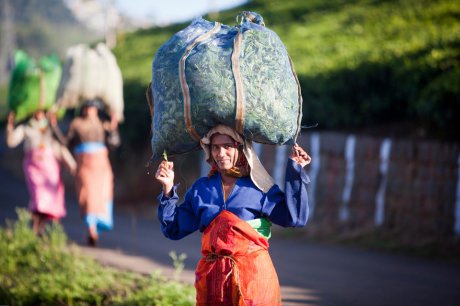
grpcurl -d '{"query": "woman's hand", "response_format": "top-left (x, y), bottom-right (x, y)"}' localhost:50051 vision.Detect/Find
top-left (155, 160), bottom-right (174, 196)
top-left (290, 143), bottom-right (312, 167)
top-left (47, 111), bottom-right (57, 127)
top-left (7, 112), bottom-right (15, 129)
top-left (110, 112), bottom-right (118, 130)
top-left (69, 166), bottom-right (77, 177)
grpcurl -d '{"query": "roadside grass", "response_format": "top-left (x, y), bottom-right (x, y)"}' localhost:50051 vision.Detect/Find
top-left (0, 209), bottom-right (195, 306)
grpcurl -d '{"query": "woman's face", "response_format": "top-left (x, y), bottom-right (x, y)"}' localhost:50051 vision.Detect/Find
top-left (84, 106), bottom-right (98, 117)
top-left (211, 134), bottom-right (239, 171)
top-left (33, 110), bottom-right (45, 120)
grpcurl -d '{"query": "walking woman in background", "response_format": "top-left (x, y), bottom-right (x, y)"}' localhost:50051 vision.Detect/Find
top-left (65, 99), bottom-right (120, 247)
top-left (155, 124), bottom-right (311, 305)
top-left (6, 109), bottom-right (76, 235)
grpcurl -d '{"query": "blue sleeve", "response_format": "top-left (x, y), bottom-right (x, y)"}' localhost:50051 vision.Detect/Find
top-left (157, 184), bottom-right (200, 240)
top-left (262, 159), bottom-right (310, 227)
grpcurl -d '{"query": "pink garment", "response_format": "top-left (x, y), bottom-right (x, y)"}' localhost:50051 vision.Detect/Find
top-left (23, 147), bottom-right (66, 219)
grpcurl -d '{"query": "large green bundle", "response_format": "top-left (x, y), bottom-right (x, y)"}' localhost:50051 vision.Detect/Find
top-left (150, 12), bottom-right (302, 160)
top-left (56, 43), bottom-right (124, 121)
top-left (8, 51), bottom-right (62, 121)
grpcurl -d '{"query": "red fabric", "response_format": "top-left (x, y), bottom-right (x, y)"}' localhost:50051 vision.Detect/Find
top-left (195, 210), bottom-right (281, 305)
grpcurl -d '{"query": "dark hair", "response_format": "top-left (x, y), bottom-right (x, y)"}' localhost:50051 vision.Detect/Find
top-left (82, 99), bottom-right (104, 110)
top-left (80, 99), bottom-right (109, 119)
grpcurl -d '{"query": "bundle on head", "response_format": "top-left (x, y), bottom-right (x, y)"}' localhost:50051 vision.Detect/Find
top-left (150, 11), bottom-right (303, 160)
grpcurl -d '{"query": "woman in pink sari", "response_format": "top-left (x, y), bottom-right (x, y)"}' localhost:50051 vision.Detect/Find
top-left (6, 110), bottom-right (76, 235)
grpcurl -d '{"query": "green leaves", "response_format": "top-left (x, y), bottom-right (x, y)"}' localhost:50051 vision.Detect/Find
top-left (150, 16), bottom-right (301, 159)
top-left (0, 209), bottom-right (194, 305)
top-left (115, 0), bottom-right (460, 142)
top-left (8, 50), bottom-right (62, 121)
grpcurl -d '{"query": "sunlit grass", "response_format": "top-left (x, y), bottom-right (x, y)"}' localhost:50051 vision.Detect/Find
top-left (0, 209), bottom-right (195, 305)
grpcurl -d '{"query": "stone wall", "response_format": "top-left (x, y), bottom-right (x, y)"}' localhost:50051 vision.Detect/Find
top-left (226, 132), bottom-right (460, 240)
top-left (2, 127), bottom-right (459, 241)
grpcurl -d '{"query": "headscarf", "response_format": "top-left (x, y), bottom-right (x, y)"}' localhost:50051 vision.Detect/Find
top-left (200, 125), bottom-right (275, 193)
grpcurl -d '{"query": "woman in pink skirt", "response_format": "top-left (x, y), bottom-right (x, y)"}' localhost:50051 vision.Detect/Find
top-left (6, 110), bottom-right (76, 235)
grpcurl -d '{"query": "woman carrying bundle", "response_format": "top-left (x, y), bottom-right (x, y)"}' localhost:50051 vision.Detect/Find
top-left (65, 99), bottom-right (120, 246)
top-left (6, 109), bottom-right (76, 235)
top-left (155, 124), bottom-right (311, 305)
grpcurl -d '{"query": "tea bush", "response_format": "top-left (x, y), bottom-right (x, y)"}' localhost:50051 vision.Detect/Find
top-left (114, 0), bottom-right (460, 143)
top-left (0, 209), bottom-right (194, 305)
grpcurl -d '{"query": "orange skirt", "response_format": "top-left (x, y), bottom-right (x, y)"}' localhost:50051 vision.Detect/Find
top-left (195, 210), bottom-right (281, 305)
top-left (75, 148), bottom-right (113, 215)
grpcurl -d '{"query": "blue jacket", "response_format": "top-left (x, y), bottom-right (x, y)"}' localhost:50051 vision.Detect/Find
top-left (158, 159), bottom-right (310, 240)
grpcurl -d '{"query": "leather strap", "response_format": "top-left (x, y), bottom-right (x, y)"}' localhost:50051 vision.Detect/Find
top-left (180, 22), bottom-right (222, 141)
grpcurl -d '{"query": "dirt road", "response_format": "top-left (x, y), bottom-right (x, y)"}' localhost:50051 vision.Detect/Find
top-left (1, 166), bottom-right (459, 306)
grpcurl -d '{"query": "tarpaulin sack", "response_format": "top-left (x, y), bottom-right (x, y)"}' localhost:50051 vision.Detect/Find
top-left (150, 11), bottom-right (302, 160)
top-left (8, 50), bottom-right (62, 122)
top-left (56, 43), bottom-right (124, 121)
